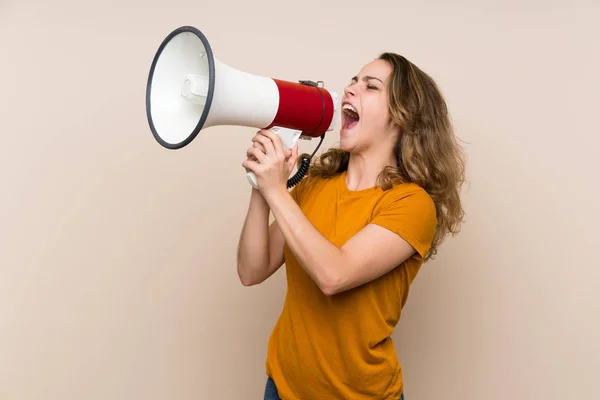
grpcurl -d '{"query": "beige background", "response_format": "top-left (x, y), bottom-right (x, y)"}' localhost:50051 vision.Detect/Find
top-left (1, 1), bottom-right (599, 399)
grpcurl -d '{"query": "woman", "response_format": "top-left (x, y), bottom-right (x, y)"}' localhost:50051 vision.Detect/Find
top-left (237, 52), bottom-right (466, 400)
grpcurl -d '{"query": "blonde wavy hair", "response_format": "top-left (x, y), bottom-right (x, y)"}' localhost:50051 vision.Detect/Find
top-left (300, 52), bottom-right (466, 260)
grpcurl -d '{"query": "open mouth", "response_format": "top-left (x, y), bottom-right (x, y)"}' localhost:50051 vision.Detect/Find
top-left (342, 103), bottom-right (359, 130)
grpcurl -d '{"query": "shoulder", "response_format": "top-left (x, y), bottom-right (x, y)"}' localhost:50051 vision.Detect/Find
top-left (370, 183), bottom-right (438, 260)
top-left (373, 183), bottom-right (436, 216)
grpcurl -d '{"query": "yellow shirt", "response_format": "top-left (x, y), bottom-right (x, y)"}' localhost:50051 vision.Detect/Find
top-left (266, 170), bottom-right (438, 399)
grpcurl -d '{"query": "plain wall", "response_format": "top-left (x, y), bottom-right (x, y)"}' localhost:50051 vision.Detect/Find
top-left (1, 1), bottom-right (599, 399)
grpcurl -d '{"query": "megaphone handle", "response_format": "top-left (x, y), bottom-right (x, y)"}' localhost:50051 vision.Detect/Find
top-left (246, 126), bottom-right (303, 189)
top-left (247, 171), bottom-right (260, 189)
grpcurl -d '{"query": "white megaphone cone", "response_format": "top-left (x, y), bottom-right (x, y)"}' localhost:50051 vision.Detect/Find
top-left (145, 26), bottom-right (340, 189)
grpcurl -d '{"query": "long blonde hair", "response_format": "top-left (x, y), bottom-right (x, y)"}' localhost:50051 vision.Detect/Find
top-left (301, 52), bottom-right (466, 260)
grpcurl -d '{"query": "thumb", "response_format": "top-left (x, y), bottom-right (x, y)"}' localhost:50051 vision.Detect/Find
top-left (287, 145), bottom-right (299, 169)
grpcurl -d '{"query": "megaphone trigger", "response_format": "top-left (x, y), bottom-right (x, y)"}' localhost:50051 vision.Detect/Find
top-left (269, 126), bottom-right (303, 149)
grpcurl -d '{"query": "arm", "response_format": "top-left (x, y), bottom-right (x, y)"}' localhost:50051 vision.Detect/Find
top-left (263, 187), bottom-right (417, 296)
top-left (236, 189), bottom-right (286, 286)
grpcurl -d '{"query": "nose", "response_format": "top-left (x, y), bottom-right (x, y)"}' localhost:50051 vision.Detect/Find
top-left (343, 83), bottom-right (356, 97)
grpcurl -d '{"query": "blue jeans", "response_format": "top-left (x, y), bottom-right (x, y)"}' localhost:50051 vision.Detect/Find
top-left (264, 377), bottom-right (404, 399)
top-left (264, 376), bottom-right (280, 400)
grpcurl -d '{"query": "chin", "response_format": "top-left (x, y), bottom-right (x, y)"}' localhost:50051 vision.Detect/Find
top-left (339, 127), bottom-right (359, 152)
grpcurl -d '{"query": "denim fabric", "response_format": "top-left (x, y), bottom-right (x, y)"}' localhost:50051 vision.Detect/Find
top-left (264, 377), bottom-right (280, 400)
top-left (264, 377), bottom-right (404, 399)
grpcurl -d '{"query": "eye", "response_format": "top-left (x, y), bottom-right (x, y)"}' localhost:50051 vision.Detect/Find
top-left (367, 85), bottom-right (378, 90)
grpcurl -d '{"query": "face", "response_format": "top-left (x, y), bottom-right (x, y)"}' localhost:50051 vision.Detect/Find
top-left (340, 59), bottom-right (398, 153)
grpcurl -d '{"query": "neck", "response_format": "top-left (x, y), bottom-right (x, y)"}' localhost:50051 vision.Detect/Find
top-left (345, 147), bottom-right (397, 191)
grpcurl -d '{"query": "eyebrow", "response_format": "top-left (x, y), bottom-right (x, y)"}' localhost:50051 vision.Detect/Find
top-left (351, 75), bottom-right (383, 83)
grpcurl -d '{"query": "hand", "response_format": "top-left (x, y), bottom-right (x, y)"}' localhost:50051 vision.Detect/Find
top-left (242, 129), bottom-right (299, 196)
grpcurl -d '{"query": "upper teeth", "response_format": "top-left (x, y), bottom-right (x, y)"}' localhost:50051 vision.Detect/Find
top-left (343, 103), bottom-right (357, 113)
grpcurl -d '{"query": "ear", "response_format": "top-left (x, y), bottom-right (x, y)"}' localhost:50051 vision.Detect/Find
top-left (388, 120), bottom-right (402, 140)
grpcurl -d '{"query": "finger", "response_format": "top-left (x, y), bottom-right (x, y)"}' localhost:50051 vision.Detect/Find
top-left (246, 147), bottom-right (266, 163)
top-left (259, 129), bottom-right (285, 158)
top-left (287, 145), bottom-right (300, 169)
top-left (254, 132), bottom-right (276, 156)
top-left (252, 141), bottom-right (266, 153)
top-left (251, 135), bottom-right (265, 147)
top-left (260, 130), bottom-right (284, 158)
top-left (242, 158), bottom-right (260, 173)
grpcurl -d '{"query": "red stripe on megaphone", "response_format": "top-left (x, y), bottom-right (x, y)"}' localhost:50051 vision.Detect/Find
top-left (267, 79), bottom-right (335, 138)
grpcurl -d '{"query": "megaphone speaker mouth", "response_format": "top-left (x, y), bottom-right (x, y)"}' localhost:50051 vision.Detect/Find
top-left (146, 26), bottom-right (216, 149)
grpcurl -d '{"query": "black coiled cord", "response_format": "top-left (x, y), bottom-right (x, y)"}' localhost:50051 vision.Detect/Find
top-left (286, 79), bottom-right (327, 190)
top-left (286, 134), bottom-right (325, 189)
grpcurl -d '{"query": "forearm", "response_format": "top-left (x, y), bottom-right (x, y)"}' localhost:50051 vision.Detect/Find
top-left (237, 189), bottom-right (271, 284)
top-left (264, 187), bottom-right (345, 294)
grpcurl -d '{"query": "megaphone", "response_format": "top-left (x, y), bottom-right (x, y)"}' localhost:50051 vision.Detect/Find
top-left (145, 26), bottom-right (340, 189)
